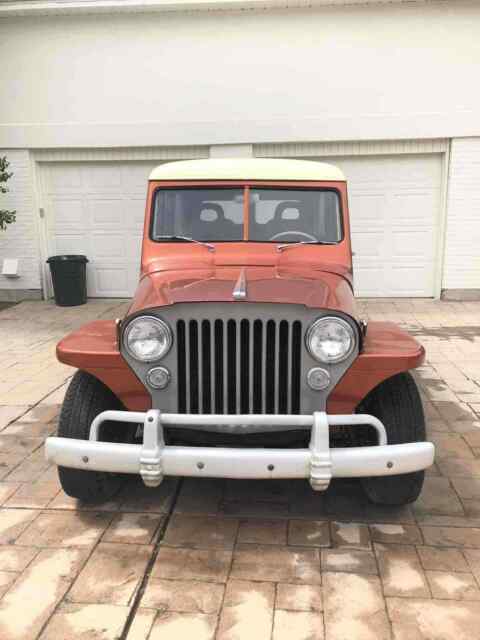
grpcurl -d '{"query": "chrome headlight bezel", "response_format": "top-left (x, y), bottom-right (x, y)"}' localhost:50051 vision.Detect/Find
top-left (306, 316), bottom-right (356, 364)
top-left (123, 315), bottom-right (172, 362)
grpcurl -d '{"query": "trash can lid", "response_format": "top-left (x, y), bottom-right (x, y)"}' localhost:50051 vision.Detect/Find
top-left (47, 255), bottom-right (89, 263)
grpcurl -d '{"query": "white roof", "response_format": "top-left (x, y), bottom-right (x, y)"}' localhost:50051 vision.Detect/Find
top-left (149, 158), bottom-right (345, 182)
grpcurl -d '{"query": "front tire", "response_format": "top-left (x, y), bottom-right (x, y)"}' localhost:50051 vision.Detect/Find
top-left (57, 371), bottom-right (132, 503)
top-left (360, 372), bottom-right (426, 506)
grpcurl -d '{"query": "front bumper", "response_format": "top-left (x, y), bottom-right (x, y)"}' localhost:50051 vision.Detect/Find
top-left (45, 410), bottom-right (434, 491)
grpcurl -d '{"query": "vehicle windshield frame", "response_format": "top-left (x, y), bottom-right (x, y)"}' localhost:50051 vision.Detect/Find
top-left (149, 182), bottom-right (345, 245)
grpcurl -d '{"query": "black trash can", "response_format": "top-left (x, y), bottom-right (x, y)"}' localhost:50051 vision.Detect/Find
top-left (47, 255), bottom-right (89, 307)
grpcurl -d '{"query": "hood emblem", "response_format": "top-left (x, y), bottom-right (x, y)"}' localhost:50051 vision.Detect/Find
top-left (232, 268), bottom-right (247, 300)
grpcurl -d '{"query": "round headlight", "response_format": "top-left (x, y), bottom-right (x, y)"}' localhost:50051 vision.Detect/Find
top-left (306, 316), bottom-right (355, 363)
top-left (124, 316), bottom-right (172, 362)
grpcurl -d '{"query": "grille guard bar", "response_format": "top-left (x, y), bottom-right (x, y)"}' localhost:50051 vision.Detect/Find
top-left (45, 410), bottom-right (435, 491)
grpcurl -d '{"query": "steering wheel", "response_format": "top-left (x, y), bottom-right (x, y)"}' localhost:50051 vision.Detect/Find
top-left (269, 230), bottom-right (318, 242)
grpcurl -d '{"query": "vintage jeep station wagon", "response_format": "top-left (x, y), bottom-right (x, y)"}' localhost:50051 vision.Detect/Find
top-left (45, 158), bottom-right (434, 506)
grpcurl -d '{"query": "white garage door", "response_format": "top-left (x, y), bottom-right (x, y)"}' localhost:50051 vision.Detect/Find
top-left (42, 162), bottom-right (154, 297)
top-left (326, 154), bottom-right (443, 297)
top-left (42, 154), bottom-right (443, 298)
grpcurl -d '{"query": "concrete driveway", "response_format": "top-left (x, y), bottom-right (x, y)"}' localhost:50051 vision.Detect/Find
top-left (0, 298), bottom-right (480, 640)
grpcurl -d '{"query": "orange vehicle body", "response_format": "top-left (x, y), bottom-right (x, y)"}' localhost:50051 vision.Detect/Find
top-left (57, 178), bottom-right (425, 414)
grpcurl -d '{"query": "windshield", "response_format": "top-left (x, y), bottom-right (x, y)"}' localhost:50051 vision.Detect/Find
top-left (151, 187), bottom-right (342, 244)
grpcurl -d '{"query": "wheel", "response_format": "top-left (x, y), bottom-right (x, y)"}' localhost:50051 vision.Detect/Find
top-left (57, 370), bottom-right (135, 503)
top-left (359, 372), bottom-right (426, 506)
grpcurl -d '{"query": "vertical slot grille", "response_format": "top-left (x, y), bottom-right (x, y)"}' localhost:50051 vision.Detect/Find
top-left (177, 318), bottom-right (302, 414)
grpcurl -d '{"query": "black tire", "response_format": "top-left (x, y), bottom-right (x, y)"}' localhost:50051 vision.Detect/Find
top-left (58, 370), bottom-right (133, 503)
top-left (360, 372), bottom-right (426, 506)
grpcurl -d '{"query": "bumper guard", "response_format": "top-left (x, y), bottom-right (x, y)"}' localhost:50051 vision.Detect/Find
top-left (45, 410), bottom-right (434, 491)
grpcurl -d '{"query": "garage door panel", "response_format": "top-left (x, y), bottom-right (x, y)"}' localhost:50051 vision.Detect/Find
top-left (348, 194), bottom-right (385, 230)
top-left (388, 265), bottom-right (434, 296)
top-left (93, 266), bottom-right (130, 296)
top-left (51, 199), bottom-right (85, 231)
top-left (321, 154), bottom-right (442, 297)
top-left (88, 198), bottom-right (125, 227)
top-left (125, 196), bottom-right (148, 228)
top-left (90, 234), bottom-right (126, 260)
top-left (86, 165), bottom-right (124, 192)
top-left (53, 235), bottom-right (88, 255)
top-left (351, 232), bottom-right (383, 258)
top-left (391, 230), bottom-right (434, 258)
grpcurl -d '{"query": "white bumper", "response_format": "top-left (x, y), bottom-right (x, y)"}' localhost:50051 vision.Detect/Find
top-left (45, 410), bottom-right (435, 491)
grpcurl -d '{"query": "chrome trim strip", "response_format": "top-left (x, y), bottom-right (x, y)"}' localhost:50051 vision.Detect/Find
top-left (232, 268), bottom-right (247, 300)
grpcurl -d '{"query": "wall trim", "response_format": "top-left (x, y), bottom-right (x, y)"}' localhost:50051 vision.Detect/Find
top-left (0, 288), bottom-right (42, 302)
top-left (254, 138), bottom-right (449, 158)
top-left (0, 0), bottom-right (448, 18)
top-left (32, 146), bottom-right (209, 163)
top-left (441, 289), bottom-right (480, 302)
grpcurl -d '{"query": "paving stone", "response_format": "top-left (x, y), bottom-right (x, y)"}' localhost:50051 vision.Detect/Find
top-left (462, 549), bottom-right (480, 582)
top-left (433, 401), bottom-right (477, 422)
top-left (0, 546), bottom-right (38, 572)
top-left (375, 544), bottom-right (430, 597)
top-left (4, 482), bottom-right (60, 509)
top-left (231, 544), bottom-right (321, 584)
top-left (288, 520), bottom-right (330, 548)
top-left (0, 571), bottom-right (18, 598)
top-left (0, 454), bottom-right (27, 482)
top-left (149, 611), bottom-right (217, 640)
top-left (18, 405), bottom-right (59, 424)
top-left (413, 477), bottom-right (464, 515)
top-left (276, 583), bottom-right (323, 612)
top-left (272, 610), bottom-right (324, 640)
top-left (450, 477), bottom-right (480, 500)
top-left (16, 510), bottom-right (112, 547)
top-left (421, 526), bottom-right (480, 548)
top-left (430, 433), bottom-right (474, 459)
top-left (174, 478), bottom-right (223, 516)
top-left (331, 522), bottom-right (371, 550)
top-left (425, 570), bottom-right (480, 600)
top-left (323, 572), bottom-right (391, 640)
top-left (221, 500), bottom-right (289, 518)
top-left (370, 523), bottom-right (423, 545)
top-left (217, 579), bottom-right (275, 640)
top-left (48, 490), bottom-right (121, 512)
top-left (387, 596), bottom-right (480, 640)
top-left (39, 603), bottom-right (130, 640)
top-left (102, 512), bottom-right (163, 544)
top-left (152, 547), bottom-right (232, 583)
top-left (141, 578), bottom-right (224, 614)
top-left (118, 478), bottom-right (177, 513)
top-left (0, 435), bottom-right (44, 457)
top-left (0, 407), bottom-right (29, 431)
top-left (69, 542), bottom-right (153, 606)
top-left (0, 484), bottom-right (21, 505)
top-left (0, 548), bottom-right (87, 640)
top-left (4, 453), bottom-right (52, 483)
top-left (126, 608), bottom-right (157, 640)
top-left (437, 458), bottom-right (480, 478)
top-left (163, 515), bottom-right (239, 550)
top-left (2, 422), bottom-right (55, 438)
top-left (224, 479), bottom-right (292, 503)
top-left (417, 546), bottom-right (470, 572)
top-left (0, 508), bottom-right (38, 544)
top-left (321, 549), bottom-right (378, 575)
top-left (237, 519), bottom-right (287, 545)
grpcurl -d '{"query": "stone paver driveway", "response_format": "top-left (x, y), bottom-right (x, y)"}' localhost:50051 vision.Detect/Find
top-left (1, 298), bottom-right (480, 639)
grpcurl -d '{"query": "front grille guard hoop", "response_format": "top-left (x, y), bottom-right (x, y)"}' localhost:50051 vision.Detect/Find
top-left (89, 409), bottom-right (387, 489)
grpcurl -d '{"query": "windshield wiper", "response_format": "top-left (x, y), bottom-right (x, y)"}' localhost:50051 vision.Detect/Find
top-left (154, 235), bottom-right (216, 252)
top-left (277, 240), bottom-right (337, 252)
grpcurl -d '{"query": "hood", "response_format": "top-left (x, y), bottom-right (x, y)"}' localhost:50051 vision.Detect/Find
top-left (127, 263), bottom-right (357, 319)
